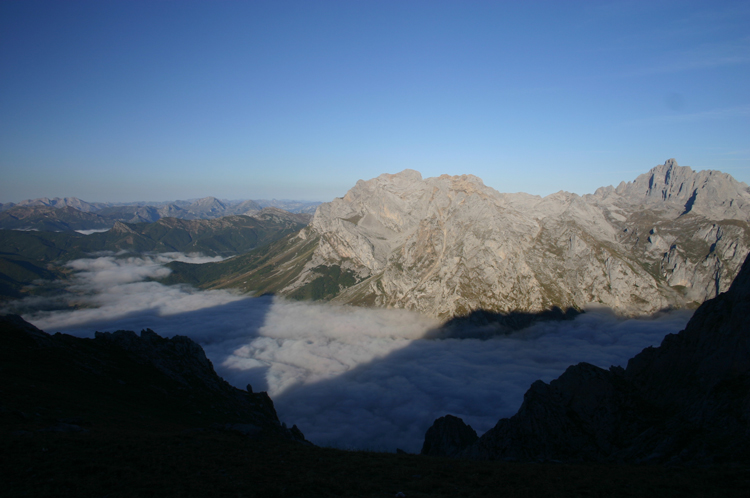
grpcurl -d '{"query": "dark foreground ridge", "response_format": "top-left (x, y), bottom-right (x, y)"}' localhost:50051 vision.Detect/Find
top-left (424, 253), bottom-right (750, 465)
top-left (3, 318), bottom-right (750, 496)
top-left (0, 315), bottom-right (307, 441)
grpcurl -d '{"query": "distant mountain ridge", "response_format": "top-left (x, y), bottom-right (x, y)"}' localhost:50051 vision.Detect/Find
top-left (0, 196), bottom-right (320, 230)
top-left (0, 206), bottom-right (112, 231)
top-left (0, 209), bottom-right (310, 302)
top-left (170, 160), bottom-right (750, 319)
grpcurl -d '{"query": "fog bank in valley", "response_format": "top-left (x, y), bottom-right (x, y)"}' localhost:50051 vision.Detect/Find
top-left (12, 254), bottom-right (692, 453)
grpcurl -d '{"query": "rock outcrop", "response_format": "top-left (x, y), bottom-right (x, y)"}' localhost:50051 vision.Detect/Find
top-left (0, 315), bottom-right (307, 443)
top-left (590, 158), bottom-right (750, 221)
top-left (196, 160), bottom-right (750, 320)
top-left (420, 415), bottom-right (478, 457)
top-left (423, 251), bottom-right (750, 464)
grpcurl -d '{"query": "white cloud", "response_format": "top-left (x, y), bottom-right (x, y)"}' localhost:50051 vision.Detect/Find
top-left (223, 301), bottom-right (439, 394)
top-left (25, 253), bottom-right (240, 330)
top-left (267, 306), bottom-right (691, 452)
top-left (17, 254), bottom-right (692, 454)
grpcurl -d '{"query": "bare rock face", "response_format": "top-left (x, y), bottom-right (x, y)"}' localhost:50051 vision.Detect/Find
top-left (421, 415), bottom-right (478, 457)
top-left (244, 160), bottom-right (750, 320)
top-left (594, 158), bottom-right (750, 221)
top-left (429, 251), bottom-right (750, 464)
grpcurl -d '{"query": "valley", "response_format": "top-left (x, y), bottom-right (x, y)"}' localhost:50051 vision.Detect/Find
top-left (0, 208), bottom-right (309, 302)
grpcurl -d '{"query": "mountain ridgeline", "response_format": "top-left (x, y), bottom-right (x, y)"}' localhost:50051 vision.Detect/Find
top-left (168, 160), bottom-right (750, 319)
top-left (1, 209), bottom-right (309, 261)
top-left (0, 208), bottom-right (310, 301)
top-left (0, 196), bottom-right (319, 231)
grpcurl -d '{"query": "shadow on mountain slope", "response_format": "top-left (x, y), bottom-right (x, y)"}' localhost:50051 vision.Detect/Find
top-left (0, 312), bottom-right (307, 443)
top-left (427, 306), bottom-right (583, 339)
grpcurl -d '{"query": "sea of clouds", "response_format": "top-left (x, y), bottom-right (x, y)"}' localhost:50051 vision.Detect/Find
top-left (11, 253), bottom-right (693, 453)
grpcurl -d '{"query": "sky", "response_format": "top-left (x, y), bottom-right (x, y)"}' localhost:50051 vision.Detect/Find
top-left (1, 0), bottom-right (749, 203)
top-left (7, 252), bottom-right (692, 452)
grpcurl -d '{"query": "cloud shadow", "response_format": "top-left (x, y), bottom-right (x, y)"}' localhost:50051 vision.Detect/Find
top-left (270, 306), bottom-right (692, 453)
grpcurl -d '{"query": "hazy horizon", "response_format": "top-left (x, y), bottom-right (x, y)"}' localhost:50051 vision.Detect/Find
top-left (2, 159), bottom-right (746, 206)
top-left (0, 194), bottom-right (325, 205)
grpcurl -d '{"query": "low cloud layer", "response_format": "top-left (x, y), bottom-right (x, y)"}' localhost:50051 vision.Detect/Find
top-left (21, 253), bottom-right (238, 329)
top-left (16, 254), bottom-right (692, 453)
top-left (270, 308), bottom-right (691, 452)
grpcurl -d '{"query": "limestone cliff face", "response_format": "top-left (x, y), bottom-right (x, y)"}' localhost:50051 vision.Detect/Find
top-left (259, 160), bottom-right (750, 319)
top-left (595, 158), bottom-right (750, 221)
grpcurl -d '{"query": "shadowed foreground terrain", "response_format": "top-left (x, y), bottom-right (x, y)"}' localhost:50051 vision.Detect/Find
top-left (422, 254), bottom-right (750, 466)
top-left (2, 315), bottom-right (750, 497)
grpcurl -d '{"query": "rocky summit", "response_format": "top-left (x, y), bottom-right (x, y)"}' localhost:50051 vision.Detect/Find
top-left (422, 250), bottom-right (750, 464)
top-left (189, 159), bottom-right (750, 320)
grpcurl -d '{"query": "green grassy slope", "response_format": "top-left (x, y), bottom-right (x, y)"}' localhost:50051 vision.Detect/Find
top-left (0, 255), bottom-right (65, 300)
top-left (163, 231), bottom-right (321, 296)
top-left (0, 215), bottom-right (307, 301)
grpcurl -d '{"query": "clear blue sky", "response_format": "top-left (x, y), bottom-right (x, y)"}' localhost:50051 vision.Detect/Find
top-left (1, 0), bottom-right (748, 203)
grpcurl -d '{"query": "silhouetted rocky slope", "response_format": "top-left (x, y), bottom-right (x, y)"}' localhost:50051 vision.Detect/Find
top-left (423, 253), bottom-right (750, 464)
top-left (421, 415), bottom-right (479, 457)
top-left (0, 315), bottom-right (306, 443)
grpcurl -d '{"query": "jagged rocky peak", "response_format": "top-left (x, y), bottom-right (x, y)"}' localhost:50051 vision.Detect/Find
top-left (313, 169), bottom-right (515, 241)
top-left (315, 169), bottom-right (428, 234)
top-left (596, 159), bottom-right (750, 220)
top-left (371, 168), bottom-right (423, 185)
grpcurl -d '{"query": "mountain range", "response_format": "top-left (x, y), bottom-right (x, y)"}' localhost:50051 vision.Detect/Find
top-left (167, 159), bottom-right (750, 319)
top-left (0, 208), bottom-right (309, 302)
top-left (0, 196), bottom-right (320, 231)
